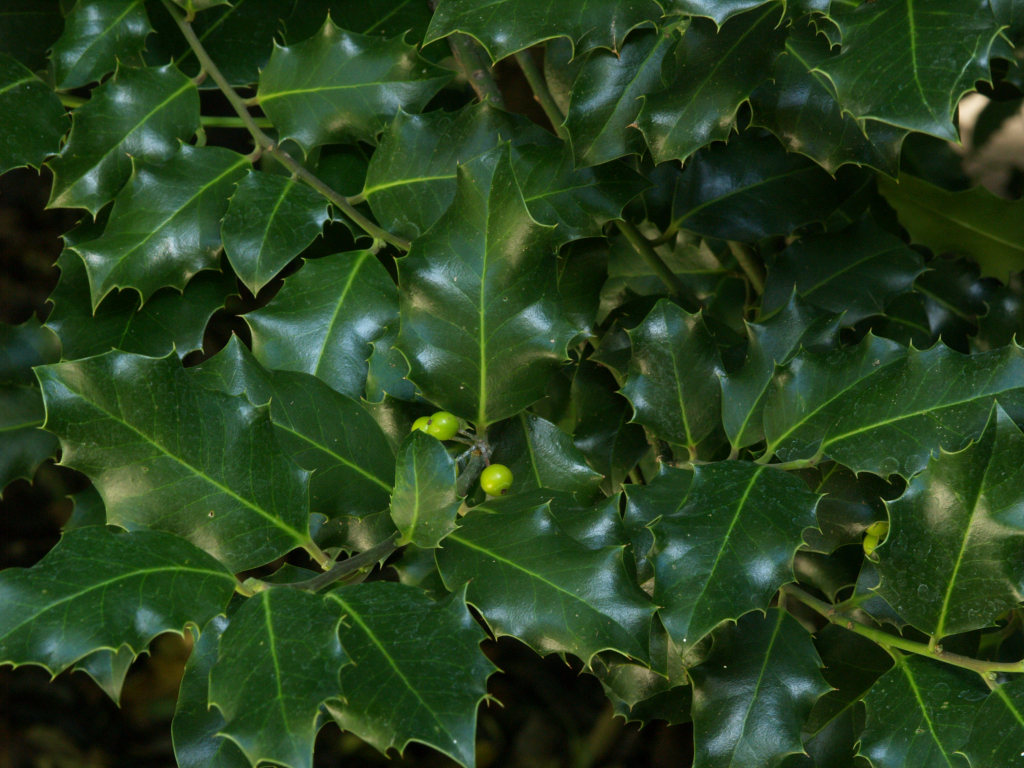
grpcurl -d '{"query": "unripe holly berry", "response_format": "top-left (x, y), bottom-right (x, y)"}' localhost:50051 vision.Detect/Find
top-left (865, 520), bottom-right (889, 538)
top-left (863, 533), bottom-right (880, 556)
top-left (425, 411), bottom-right (459, 441)
top-left (480, 464), bottom-right (513, 495)
top-left (411, 416), bottom-right (431, 432)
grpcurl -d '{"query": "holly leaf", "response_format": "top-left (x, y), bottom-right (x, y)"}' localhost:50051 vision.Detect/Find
top-left (564, 27), bottom-right (678, 167)
top-left (396, 145), bottom-right (576, 429)
top-left (0, 316), bottom-right (61, 383)
top-left (324, 582), bottom-right (495, 767)
top-left (195, 337), bottom-right (396, 523)
top-left (637, 6), bottom-right (786, 164)
top-left (763, 335), bottom-right (1024, 477)
top-left (858, 655), bottom-right (988, 768)
top-left (437, 501), bottom-right (656, 665)
top-left (671, 133), bottom-right (851, 241)
top-left (63, 485), bottom-right (107, 532)
top-left (0, 384), bottom-right (59, 493)
top-left (208, 589), bottom-right (348, 768)
top-left (36, 351), bottom-right (315, 571)
top-left (46, 63), bottom-right (199, 215)
top-left (0, 54), bottom-right (67, 174)
top-left (282, 1), bottom-right (434, 46)
top-left (365, 325), bottom-right (419, 403)
top-left (814, 0), bottom-right (1001, 142)
top-left (73, 645), bottom-right (135, 705)
top-left (51, 0), bottom-right (151, 89)
top-left (623, 464), bottom-right (694, 584)
top-left (650, 462), bottom-right (820, 649)
top-left (762, 219), bottom-right (926, 325)
top-left (622, 299), bottom-right (723, 453)
top-left (70, 145), bottom-right (248, 307)
top-left (0, 0), bottom-right (63, 72)
top-left (391, 431), bottom-right (461, 548)
top-left (721, 293), bottom-right (839, 451)
top-left (958, 677), bottom-right (1024, 768)
top-left (875, 406), bottom-right (1024, 640)
top-left (801, 463), bottom-right (892, 554)
top-left (222, 171), bottom-right (330, 294)
top-left (257, 19), bottom-right (451, 152)
top-left (877, 173), bottom-right (1024, 281)
top-left (245, 251), bottom-right (398, 400)
top-left (690, 609), bottom-right (829, 768)
top-left (424, 0), bottom-right (664, 62)
top-left (0, 527), bottom-right (235, 674)
top-left (46, 250), bottom-right (237, 361)
top-left (488, 412), bottom-right (604, 500)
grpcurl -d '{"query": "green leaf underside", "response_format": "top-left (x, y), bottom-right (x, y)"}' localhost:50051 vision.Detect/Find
top-left (958, 676), bottom-right (1024, 768)
top-left (37, 352), bottom-right (313, 572)
top-left (325, 582), bottom-right (495, 768)
top-left (257, 19), bottom-right (451, 151)
top-left (764, 335), bottom-right (1024, 477)
top-left (875, 406), bottom-right (1024, 639)
top-left (396, 145), bottom-right (576, 428)
top-left (245, 251), bottom-right (399, 400)
top-left (209, 589), bottom-right (348, 768)
top-left (651, 462), bottom-right (820, 649)
top-left (690, 609), bottom-right (829, 768)
top-left (0, 53), bottom-right (67, 174)
top-left (51, 0), bottom-right (151, 90)
top-left (0, 527), bottom-right (234, 674)
top-left (437, 502), bottom-right (656, 665)
top-left (391, 431), bottom-right (461, 548)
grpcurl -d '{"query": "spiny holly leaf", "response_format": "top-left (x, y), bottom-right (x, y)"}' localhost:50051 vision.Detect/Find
top-left (365, 325), bottom-right (419, 403)
top-left (245, 251), bottom-right (398, 400)
top-left (283, 0), bottom-right (435, 45)
top-left (208, 589), bottom-right (348, 768)
top-left (488, 412), bottom-right (604, 500)
top-left (513, 143), bottom-right (649, 245)
top-left (650, 462), bottom-right (820, 649)
top-left (46, 63), bottom-right (199, 215)
top-left (637, 6), bottom-right (786, 164)
top-left (324, 582), bottom-right (495, 768)
top-left (622, 299), bottom-right (723, 453)
top-left (875, 406), bottom-right (1024, 640)
top-left (222, 171), bottom-right (330, 294)
top-left (424, 0), bottom-right (664, 62)
top-left (663, 0), bottom-right (795, 24)
top-left (800, 463), bottom-right (892, 554)
top-left (51, 0), bottom-right (151, 89)
top-left (671, 133), bottom-right (851, 242)
top-left (0, 384), bottom-right (60, 493)
top-left (391, 431), bottom-right (461, 548)
top-left (690, 609), bottom-right (829, 768)
top-left (763, 336), bottom-right (1024, 477)
top-left (363, 104), bottom-right (547, 241)
top-left (958, 677), bottom-right (1024, 768)
top-left (70, 145), bottom-right (248, 307)
top-left (0, 0), bottom-right (63, 72)
top-left (0, 54), bottom-right (67, 174)
top-left (858, 654), bottom-right (988, 768)
top-left (46, 250), bottom-right (237, 361)
top-left (0, 316), bottom-right (61, 382)
top-left (623, 464), bottom-right (694, 584)
top-left (437, 501), bottom-right (656, 665)
top-left (63, 485), bottom-right (107, 532)
top-left (721, 293), bottom-right (839, 451)
top-left (815, 0), bottom-right (1001, 142)
top-left (195, 337), bottom-right (395, 523)
top-left (396, 145), bottom-right (576, 429)
top-left (172, 617), bottom-right (250, 768)
top-left (73, 645), bottom-right (135, 705)
top-left (877, 173), bottom-right (1024, 281)
top-left (762, 219), bottom-right (926, 325)
top-left (36, 351), bottom-right (315, 571)
top-left (257, 19), bottom-right (451, 152)
top-left (564, 27), bottom-right (678, 167)
top-left (0, 527), bottom-right (235, 674)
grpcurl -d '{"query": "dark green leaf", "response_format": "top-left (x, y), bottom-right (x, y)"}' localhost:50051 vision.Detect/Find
top-left (47, 63), bottom-right (199, 214)
top-left (324, 582), bottom-right (495, 767)
top-left (959, 677), bottom-right (1024, 768)
top-left (63, 485), bottom-right (107, 531)
top-left (559, 240), bottom-right (608, 340)
top-left (0, 54), bottom-right (67, 174)
top-left (800, 463), bottom-right (892, 554)
top-left (0, 527), bottom-right (234, 674)
top-left (437, 501), bottom-right (656, 665)
top-left (222, 171), bottom-right (330, 294)
top-left (651, 462), bottom-right (820, 649)
top-left (690, 609), bottom-right (829, 768)
top-left (37, 352), bottom-right (315, 571)
top-left (548, 492), bottom-right (628, 550)
top-left (208, 589), bottom-right (347, 768)
top-left (621, 299), bottom-right (723, 452)
top-left (0, 317), bottom-right (61, 383)
top-left (396, 145), bottom-right (575, 429)
top-left (73, 645), bottom-right (135, 705)
top-left (257, 19), bottom-right (451, 151)
top-left (51, 0), bottom-right (151, 89)
top-left (0, 0), bottom-right (63, 71)
top-left (623, 463), bottom-right (694, 584)
top-left (245, 251), bottom-right (398, 399)
top-left (663, 0), bottom-right (785, 24)
top-left (0, 384), bottom-right (59, 493)
top-left (391, 431), bottom-right (461, 548)
top-left (365, 325), bottom-right (419, 403)
top-left (282, 0), bottom-right (434, 45)
top-left (637, 6), bottom-right (786, 164)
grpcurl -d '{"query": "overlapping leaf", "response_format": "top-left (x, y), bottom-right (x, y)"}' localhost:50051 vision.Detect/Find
top-left (0, 0), bottom-right (63, 71)
top-left (51, 0), bottom-right (151, 89)
top-left (391, 431), bottom-right (461, 548)
top-left (73, 645), bottom-right (135, 705)
top-left (283, 0), bottom-right (435, 45)
top-left (959, 677), bottom-right (1024, 768)
top-left (0, 54), bottom-right (67, 174)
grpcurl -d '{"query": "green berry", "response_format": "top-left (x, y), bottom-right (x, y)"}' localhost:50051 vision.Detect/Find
top-left (865, 520), bottom-right (889, 538)
top-left (425, 411), bottom-right (459, 441)
top-left (411, 416), bottom-right (431, 433)
top-left (863, 533), bottom-right (880, 556)
top-left (480, 464), bottom-right (513, 495)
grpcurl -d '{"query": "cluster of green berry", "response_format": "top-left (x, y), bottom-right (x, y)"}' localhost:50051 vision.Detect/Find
top-left (411, 412), bottom-right (513, 496)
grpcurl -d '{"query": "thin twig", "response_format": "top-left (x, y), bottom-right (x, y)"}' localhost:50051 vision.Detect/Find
top-left (285, 534), bottom-right (400, 592)
top-left (615, 220), bottom-right (702, 313)
top-left (448, 33), bottom-right (505, 106)
top-left (514, 49), bottom-right (567, 139)
top-left (728, 241), bottom-right (766, 295)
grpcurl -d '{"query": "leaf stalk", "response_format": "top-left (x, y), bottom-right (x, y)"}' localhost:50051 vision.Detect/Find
top-left (615, 220), bottom-right (702, 312)
top-left (513, 49), bottom-right (567, 139)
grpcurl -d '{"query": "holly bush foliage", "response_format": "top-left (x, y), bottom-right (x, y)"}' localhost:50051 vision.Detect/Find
top-left (3, 0), bottom-right (1024, 766)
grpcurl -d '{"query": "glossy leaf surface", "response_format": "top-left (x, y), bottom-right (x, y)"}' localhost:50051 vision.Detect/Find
top-left (959, 677), bottom-right (1024, 768)
top-left (51, 0), bottom-right (151, 89)
top-left (391, 431), bottom-right (461, 548)
top-left (0, 54), bottom-right (67, 174)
